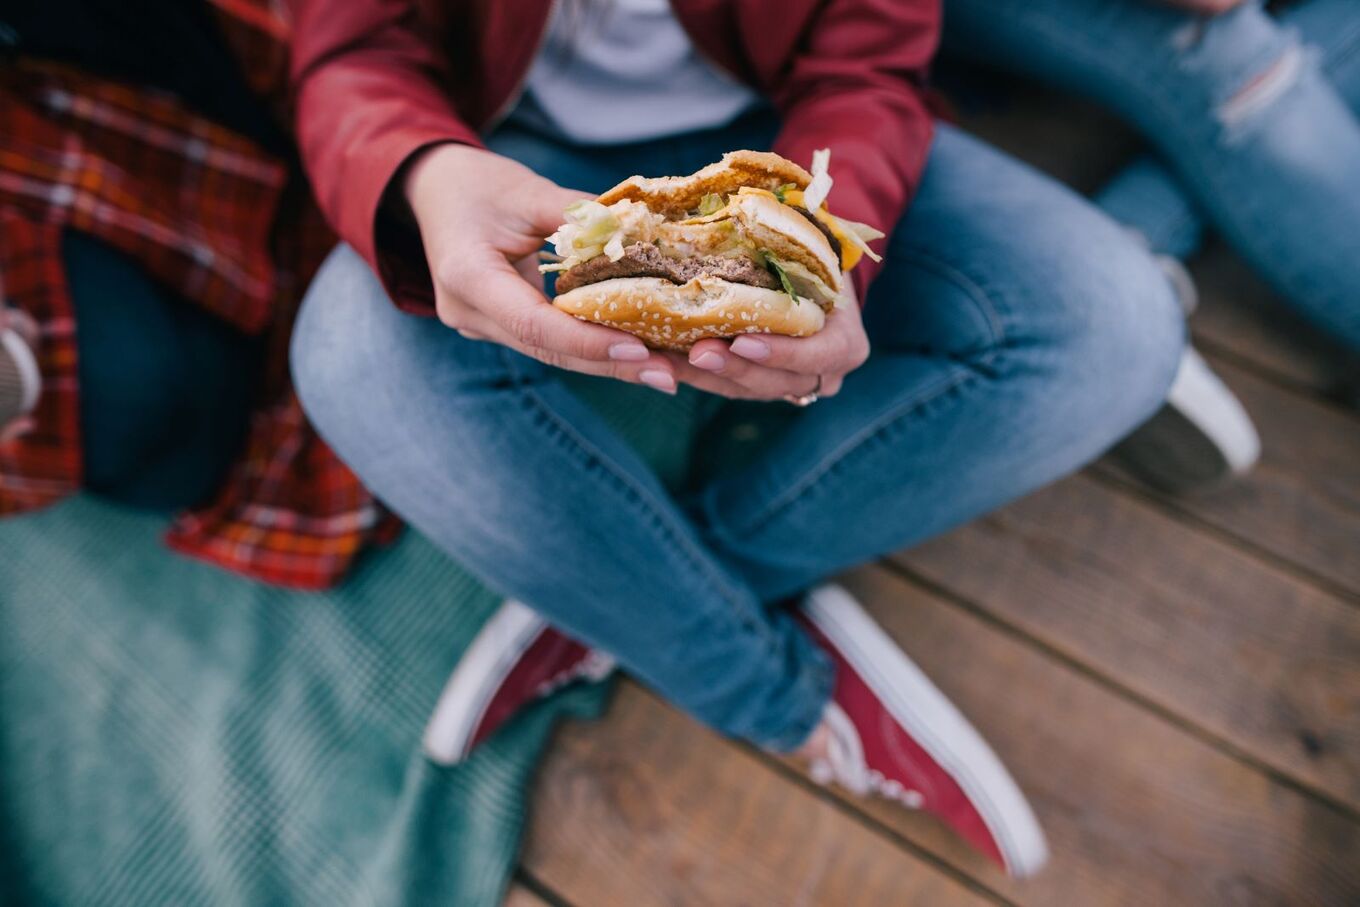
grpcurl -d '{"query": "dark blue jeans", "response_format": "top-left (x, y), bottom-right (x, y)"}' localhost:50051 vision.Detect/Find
top-left (64, 230), bottom-right (259, 509)
top-left (291, 119), bottom-right (1184, 750)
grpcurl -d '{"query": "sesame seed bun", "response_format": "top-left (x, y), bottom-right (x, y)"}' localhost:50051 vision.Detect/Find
top-left (553, 276), bottom-right (826, 351)
top-left (596, 150), bottom-right (813, 217)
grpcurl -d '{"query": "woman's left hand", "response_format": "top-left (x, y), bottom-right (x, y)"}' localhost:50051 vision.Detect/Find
top-left (666, 280), bottom-right (869, 401)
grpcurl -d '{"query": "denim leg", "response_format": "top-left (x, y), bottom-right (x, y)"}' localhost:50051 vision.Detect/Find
top-left (691, 126), bottom-right (1184, 602)
top-left (1285, 0), bottom-right (1360, 109)
top-left (944, 0), bottom-right (1360, 350)
top-left (290, 245), bottom-right (830, 751)
top-left (1098, 0), bottom-right (1360, 261)
top-left (1093, 158), bottom-right (1207, 261)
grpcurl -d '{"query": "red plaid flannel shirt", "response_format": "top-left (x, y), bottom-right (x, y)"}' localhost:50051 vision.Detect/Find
top-left (0, 2), bottom-right (398, 589)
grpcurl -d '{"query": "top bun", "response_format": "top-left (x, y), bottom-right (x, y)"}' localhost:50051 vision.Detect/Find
top-left (597, 150), bottom-right (814, 218)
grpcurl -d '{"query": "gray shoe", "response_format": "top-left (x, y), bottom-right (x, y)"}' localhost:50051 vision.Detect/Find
top-left (1114, 347), bottom-right (1260, 493)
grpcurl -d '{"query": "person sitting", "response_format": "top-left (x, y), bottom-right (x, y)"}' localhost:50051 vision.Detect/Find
top-left (284, 0), bottom-right (1191, 876)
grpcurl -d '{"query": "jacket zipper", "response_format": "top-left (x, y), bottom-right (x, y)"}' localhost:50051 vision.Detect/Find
top-left (483, 0), bottom-right (561, 133)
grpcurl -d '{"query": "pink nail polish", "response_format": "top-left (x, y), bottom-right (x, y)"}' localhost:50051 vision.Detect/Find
top-left (639, 369), bottom-right (676, 394)
top-left (730, 336), bottom-right (769, 360)
top-left (609, 342), bottom-right (650, 362)
top-left (691, 351), bottom-right (725, 371)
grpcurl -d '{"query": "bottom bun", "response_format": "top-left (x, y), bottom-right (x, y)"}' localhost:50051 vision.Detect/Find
top-left (552, 276), bottom-right (826, 351)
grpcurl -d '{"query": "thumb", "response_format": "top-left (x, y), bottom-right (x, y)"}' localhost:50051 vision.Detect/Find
top-left (530, 185), bottom-right (594, 235)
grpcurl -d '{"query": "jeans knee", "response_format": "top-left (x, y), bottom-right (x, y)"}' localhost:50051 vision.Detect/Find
top-left (290, 245), bottom-right (383, 430)
top-left (1048, 237), bottom-right (1185, 435)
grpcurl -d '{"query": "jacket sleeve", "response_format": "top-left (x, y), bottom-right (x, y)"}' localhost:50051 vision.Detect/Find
top-left (769, 0), bottom-right (940, 297)
top-left (288, 0), bottom-right (480, 312)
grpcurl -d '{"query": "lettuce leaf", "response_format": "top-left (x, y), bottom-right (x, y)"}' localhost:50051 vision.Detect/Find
top-left (697, 192), bottom-right (726, 216)
top-left (760, 250), bottom-right (798, 300)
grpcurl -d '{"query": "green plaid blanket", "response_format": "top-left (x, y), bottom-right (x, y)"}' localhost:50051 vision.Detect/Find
top-left (0, 377), bottom-right (716, 906)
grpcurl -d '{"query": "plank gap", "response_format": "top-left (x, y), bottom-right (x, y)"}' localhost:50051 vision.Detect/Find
top-left (508, 869), bottom-right (579, 907)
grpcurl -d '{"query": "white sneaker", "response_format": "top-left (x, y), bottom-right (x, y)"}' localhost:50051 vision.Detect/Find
top-left (1115, 347), bottom-right (1260, 492)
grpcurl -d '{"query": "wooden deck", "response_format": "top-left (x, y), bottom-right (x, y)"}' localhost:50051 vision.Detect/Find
top-left (510, 89), bottom-right (1360, 906)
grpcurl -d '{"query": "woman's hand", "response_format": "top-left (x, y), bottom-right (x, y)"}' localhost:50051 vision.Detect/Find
top-left (404, 143), bottom-right (678, 391)
top-left (667, 281), bottom-right (870, 401)
top-left (1154, 0), bottom-right (1246, 14)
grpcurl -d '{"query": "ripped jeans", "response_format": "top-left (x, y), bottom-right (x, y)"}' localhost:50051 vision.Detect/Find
top-left (944, 0), bottom-right (1360, 351)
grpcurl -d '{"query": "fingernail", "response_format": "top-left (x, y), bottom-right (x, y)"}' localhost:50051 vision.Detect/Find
top-left (639, 369), bottom-right (676, 394)
top-left (730, 336), bottom-right (769, 360)
top-left (609, 342), bottom-right (650, 362)
top-left (691, 350), bottom-right (725, 371)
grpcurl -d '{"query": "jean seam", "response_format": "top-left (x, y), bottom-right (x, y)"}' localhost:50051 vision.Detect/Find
top-left (890, 246), bottom-right (1010, 359)
top-left (494, 346), bottom-right (766, 631)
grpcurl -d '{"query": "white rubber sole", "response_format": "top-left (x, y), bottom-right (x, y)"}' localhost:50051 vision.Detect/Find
top-left (423, 599), bottom-right (546, 765)
top-left (1, 326), bottom-right (41, 416)
top-left (1118, 347), bottom-right (1260, 492)
top-left (1165, 348), bottom-right (1260, 475)
top-left (803, 584), bottom-right (1050, 878)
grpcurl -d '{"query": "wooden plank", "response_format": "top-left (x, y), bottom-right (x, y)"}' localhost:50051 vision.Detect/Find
top-left (825, 566), bottom-right (1360, 906)
top-left (951, 87), bottom-right (1139, 196)
top-left (504, 882), bottom-right (554, 907)
top-left (521, 684), bottom-right (994, 907)
top-left (1189, 244), bottom-right (1355, 398)
top-left (893, 473), bottom-right (1360, 811)
top-left (1107, 354), bottom-right (1360, 595)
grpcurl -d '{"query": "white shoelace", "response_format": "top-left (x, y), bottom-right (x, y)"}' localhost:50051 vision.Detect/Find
top-left (808, 702), bottom-right (924, 809)
top-left (533, 649), bottom-right (617, 698)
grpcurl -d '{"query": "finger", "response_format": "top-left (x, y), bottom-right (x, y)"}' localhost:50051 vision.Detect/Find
top-left (726, 307), bottom-right (869, 377)
top-left (514, 253), bottom-right (543, 288)
top-left (681, 342), bottom-right (819, 399)
top-left (528, 185), bottom-right (594, 236)
top-left (467, 311), bottom-right (678, 393)
top-left (462, 255), bottom-right (653, 363)
top-left (0, 415), bottom-right (35, 444)
top-left (667, 356), bottom-right (767, 399)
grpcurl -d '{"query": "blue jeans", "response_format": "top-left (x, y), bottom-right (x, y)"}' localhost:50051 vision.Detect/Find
top-left (290, 117), bottom-right (1183, 751)
top-left (944, 0), bottom-right (1360, 351)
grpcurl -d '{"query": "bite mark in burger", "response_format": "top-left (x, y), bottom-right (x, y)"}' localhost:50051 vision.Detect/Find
top-left (540, 150), bottom-right (884, 351)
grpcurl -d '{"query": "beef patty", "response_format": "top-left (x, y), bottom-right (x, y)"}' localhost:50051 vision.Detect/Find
top-left (791, 205), bottom-right (842, 261)
top-left (554, 243), bottom-right (781, 294)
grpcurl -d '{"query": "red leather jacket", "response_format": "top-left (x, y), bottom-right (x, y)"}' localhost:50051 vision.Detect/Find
top-left (288, 0), bottom-right (940, 309)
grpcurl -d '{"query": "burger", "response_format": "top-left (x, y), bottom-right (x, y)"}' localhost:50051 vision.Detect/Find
top-left (540, 149), bottom-right (884, 350)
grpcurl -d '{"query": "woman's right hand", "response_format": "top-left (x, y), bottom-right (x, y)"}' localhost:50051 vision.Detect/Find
top-left (403, 143), bottom-right (678, 392)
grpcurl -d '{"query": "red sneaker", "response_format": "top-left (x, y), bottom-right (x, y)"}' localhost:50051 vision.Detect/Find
top-left (423, 599), bottom-right (615, 764)
top-left (796, 585), bottom-right (1049, 878)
